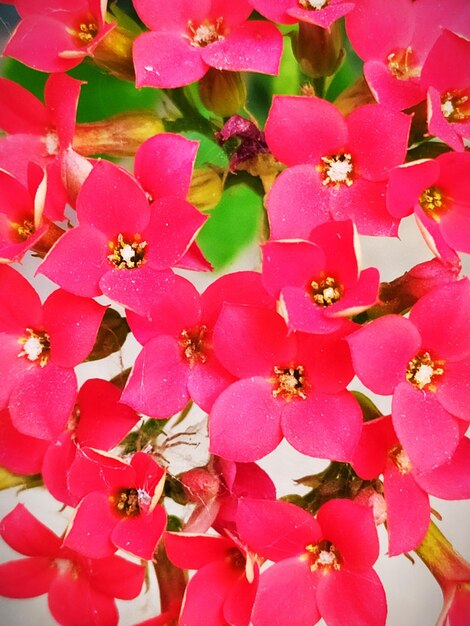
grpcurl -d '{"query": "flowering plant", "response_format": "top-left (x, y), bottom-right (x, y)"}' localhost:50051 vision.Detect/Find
top-left (0, 1), bottom-right (469, 624)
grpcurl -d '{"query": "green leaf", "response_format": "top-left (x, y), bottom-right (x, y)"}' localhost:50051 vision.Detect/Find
top-left (197, 183), bottom-right (263, 268)
top-left (181, 130), bottom-right (229, 168)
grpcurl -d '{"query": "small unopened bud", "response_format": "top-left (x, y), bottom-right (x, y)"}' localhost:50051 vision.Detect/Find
top-left (334, 77), bottom-right (376, 115)
top-left (292, 21), bottom-right (344, 78)
top-left (199, 69), bottom-right (247, 117)
top-left (180, 467), bottom-right (220, 504)
top-left (93, 21), bottom-right (137, 81)
top-left (187, 169), bottom-right (223, 212)
top-left (355, 487), bottom-right (387, 526)
top-left (73, 112), bottom-right (164, 157)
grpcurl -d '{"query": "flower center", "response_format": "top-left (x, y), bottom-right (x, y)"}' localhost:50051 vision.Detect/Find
top-left (418, 185), bottom-right (447, 222)
top-left (298, 0), bottom-right (329, 9)
top-left (440, 90), bottom-right (470, 122)
top-left (187, 18), bottom-right (225, 47)
top-left (318, 153), bottom-right (354, 187)
top-left (272, 365), bottom-right (307, 401)
top-left (108, 234), bottom-right (147, 269)
top-left (179, 325), bottom-right (208, 366)
top-left (75, 20), bottom-right (99, 46)
top-left (406, 351), bottom-right (444, 391)
top-left (305, 540), bottom-right (342, 572)
top-left (387, 47), bottom-right (421, 81)
top-left (112, 487), bottom-right (141, 517)
top-left (18, 329), bottom-right (50, 367)
top-left (227, 547), bottom-right (246, 571)
top-left (11, 218), bottom-right (35, 242)
top-left (310, 275), bottom-right (343, 307)
top-left (389, 444), bottom-right (413, 475)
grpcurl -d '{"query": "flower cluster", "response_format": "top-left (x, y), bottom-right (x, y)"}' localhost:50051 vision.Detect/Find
top-left (0, 1), bottom-right (469, 625)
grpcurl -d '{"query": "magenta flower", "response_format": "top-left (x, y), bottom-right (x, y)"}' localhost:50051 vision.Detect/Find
top-left (165, 531), bottom-right (259, 626)
top-left (237, 498), bottom-right (386, 626)
top-left (264, 96), bottom-right (410, 237)
top-left (0, 265), bottom-right (105, 441)
top-left (347, 279), bottom-right (470, 473)
top-left (352, 415), bottom-right (470, 556)
top-left (421, 30), bottom-right (470, 152)
top-left (132, 0), bottom-right (283, 88)
top-left (250, 0), bottom-right (355, 29)
top-left (0, 504), bottom-right (145, 626)
top-left (122, 271), bottom-right (274, 418)
top-left (63, 450), bottom-right (167, 560)
top-left (3, 0), bottom-right (113, 73)
top-left (39, 157), bottom-right (205, 314)
top-left (209, 303), bottom-right (362, 462)
top-left (0, 73), bottom-right (82, 220)
top-left (387, 152), bottom-right (470, 258)
top-left (262, 220), bottom-right (380, 333)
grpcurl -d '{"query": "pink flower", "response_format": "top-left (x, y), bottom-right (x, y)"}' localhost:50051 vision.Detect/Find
top-left (3, 0), bottom-right (113, 72)
top-left (264, 96), bottom-right (410, 236)
top-left (209, 303), bottom-right (362, 462)
top-left (347, 279), bottom-right (470, 473)
top-left (262, 220), bottom-right (380, 333)
top-left (0, 504), bottom-right (145, 626)
top-left (250, 0), bottom-right (355, 29)
top-left (132, 0), bottom-right (283, 88)
top-left (0, 265), bottom-right (105, 441)
top-left (165, 531), bottom-right (259, 626)
top-left (387, 152), bottom-right (470, 258)
top-left (352, 415), bottom-right (470, 555)
top-left (121, 271), bottom-right (274, 418)
top-left (421, 30), bottom-right (470, 152)
top-left (237, 498), bottom-right (387, 626)
top-left (39, 156), bottom-right (205, 314)
top-left (63, 450), bottom-right (166, 560)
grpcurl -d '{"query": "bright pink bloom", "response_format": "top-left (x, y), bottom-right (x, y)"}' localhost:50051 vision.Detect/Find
top-left (64, 450), bottom-right (166, 560)
top-left (387, 152), bottom-right (470, 258)
top-left (352, 415), bottom-right (470, 555)
top-left (3, 0), bottom-right (113, 72)
top-left (0, 504), bottom-right (145, 626)
top-left (122, 271), bottom-right (274, 418)
top-left (165, 531), bottom-right (259, 626)
top-left (0, 73), bottom-right (82, 220)
top-left (347, 279), bottom-right (470, 473)
top-left (345, 0), bottom-right (470, 111)
top-left (39, 157), bottom-right (205, 314)
top-left (132, 0), bottom-right (283, 88)
top-left (209, 303), bottom-right (362, 462)
top-left (265, 96), bottom-right (410, 236)
top-left (421, 30), bottom-right (470, 152)
top-left (262, 220), bottom-right (379, 333)
top-left (237, 498), bottom-right (386, 626)
top-left (250, 0), bottom-right (355, 29)
top-left (0, 265), bottom-right (105, 440)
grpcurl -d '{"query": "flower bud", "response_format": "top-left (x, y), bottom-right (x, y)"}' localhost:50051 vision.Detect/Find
top-left (179, 467), bottom-right (220, 504)
top-left (334, 77), bottom-right (376, 115)
top-left (198, 69), bottom-right (247, 117)
top-left (92, 17), bottom-right (138, 81)
top-left (73, 112), bottom-right (164, 157)
top-left (187, 169), bottom-right (223, 212)
top-left (292, 21), bottom-right (344, 78)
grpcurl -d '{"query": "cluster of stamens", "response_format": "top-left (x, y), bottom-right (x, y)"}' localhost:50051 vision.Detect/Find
top-left (76, 21), bottom-right (99, 46)
top-left (387, 47), bottom-right (421, 81)
top-left (112, 488), bottom-right (141, 517)
top-left (305, 540), bottom-right (341, 573)
top-left (12, 218), bottom-right (35, 242)
top-left (272, 365), bottom-right (307, 400)
top-left (418, 185), bottom-right (446, 221)
top-left (298, 0), bottom-right (328, 9)
top-left (318, 153), bottom-right (354, 187)
top-left (18, 329), bottom-right (51, 367)
top-left (107, 234), bottom-right (147, 269)
top-left (187, 18), bottom-right (225, 47)
top-left (389, 444), bottom-right (413, 475)
top-left (179, 325), bottom-right (208, 366)
top-left (406, 351), bottom-right (444, 391)
top-left (440, 90), bottom-right (470, 122)
top-left (310, 276), bottom-right (342, 307)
